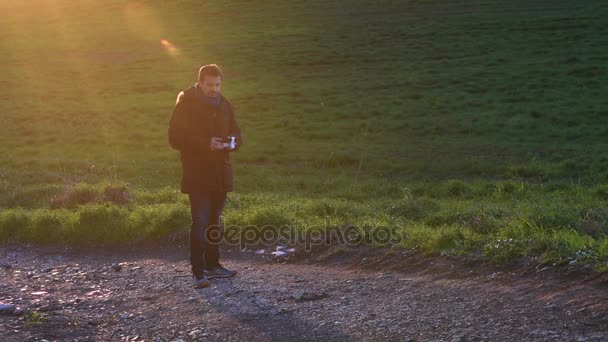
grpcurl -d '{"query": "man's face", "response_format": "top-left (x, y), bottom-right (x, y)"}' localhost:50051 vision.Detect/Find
top-left (199, 75), bottom-right (221, 98)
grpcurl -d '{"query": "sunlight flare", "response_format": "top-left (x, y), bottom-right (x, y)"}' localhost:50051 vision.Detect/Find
top-left (160, 39), bottom-right (181, 57)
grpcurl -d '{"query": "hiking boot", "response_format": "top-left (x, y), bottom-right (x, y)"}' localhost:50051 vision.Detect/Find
top-left (203, 264), bottom-right (238, 279)
top-left (192, 273), bottom-right (210, 288)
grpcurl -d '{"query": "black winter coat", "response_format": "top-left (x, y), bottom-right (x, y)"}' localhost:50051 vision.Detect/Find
top-left (168, 85), bottom-right (243, 193)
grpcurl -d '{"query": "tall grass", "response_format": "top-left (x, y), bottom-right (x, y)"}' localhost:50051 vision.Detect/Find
top-left (0, 180), bottom-right (606, 271)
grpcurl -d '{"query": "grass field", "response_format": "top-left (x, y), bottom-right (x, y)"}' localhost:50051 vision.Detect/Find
top-left (1, 0), bottom-right (607, 270)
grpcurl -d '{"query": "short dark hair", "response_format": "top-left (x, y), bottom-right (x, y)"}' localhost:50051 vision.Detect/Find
top-left (198, 64), bottom-right (223, 81)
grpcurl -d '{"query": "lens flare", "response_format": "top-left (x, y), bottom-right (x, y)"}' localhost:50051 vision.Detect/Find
top-left (160, 39), bottom-right (180, 57)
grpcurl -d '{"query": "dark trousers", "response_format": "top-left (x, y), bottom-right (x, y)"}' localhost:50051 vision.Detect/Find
top-left (188, 191), bottom-right (227, 275)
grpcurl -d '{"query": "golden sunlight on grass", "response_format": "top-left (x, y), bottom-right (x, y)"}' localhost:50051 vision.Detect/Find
top-left (123, 1), bottom-right (165, 42)
top-left (1, 0), bottom-right (607, 273)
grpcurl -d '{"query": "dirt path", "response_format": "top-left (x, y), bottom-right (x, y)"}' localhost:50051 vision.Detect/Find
top-left (1, 243), bottom-right (607, 342)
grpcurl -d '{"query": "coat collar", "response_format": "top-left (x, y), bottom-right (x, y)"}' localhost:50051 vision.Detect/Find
top-left (184, 85), bottom-right (229, 110)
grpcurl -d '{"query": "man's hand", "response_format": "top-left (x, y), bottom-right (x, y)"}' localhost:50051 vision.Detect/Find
top-left (209, 137), bottom-right (226, 151)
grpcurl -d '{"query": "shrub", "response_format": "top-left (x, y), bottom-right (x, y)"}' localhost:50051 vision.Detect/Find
top-left (69, 203), bottom-right (131, 246)
top-left (128, 204), bottom-right (190, 240)
top-left (102, 183), bottom-right (131, 205)
top-left (0, 208), bottom-right (31, 243)
top-left (49, 183), bottom-right (99, 209)
top-left (25, 209), bottom-right (75, 244)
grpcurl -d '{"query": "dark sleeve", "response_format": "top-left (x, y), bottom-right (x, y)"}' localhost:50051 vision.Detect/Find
top-left (228, 102), bottom-right (243, 152)
top-left (168, 91), bottom-right (210, 154)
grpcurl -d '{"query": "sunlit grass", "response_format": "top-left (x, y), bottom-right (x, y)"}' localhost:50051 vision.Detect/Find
top-left (1, 0), bottom-right (607, 270)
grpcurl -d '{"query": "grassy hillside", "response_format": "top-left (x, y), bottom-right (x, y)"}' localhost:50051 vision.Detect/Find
top-left (1, 0), bottom-right (608, 270)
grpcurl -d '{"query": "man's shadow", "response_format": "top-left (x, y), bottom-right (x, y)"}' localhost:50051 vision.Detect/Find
top-left (190, 264), bottom-right (354, 341)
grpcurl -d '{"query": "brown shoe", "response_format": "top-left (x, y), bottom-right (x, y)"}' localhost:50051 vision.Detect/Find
top-left (192, 274), bottom-right (210, 288)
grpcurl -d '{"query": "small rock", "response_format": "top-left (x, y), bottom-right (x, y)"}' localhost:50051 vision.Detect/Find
top-left (42, 267), bottom-right (54, 273)
top-left (13, 307), bottom-right (27, 316)
top-left (0, 304), bottom-right (16, 315)
top-left (112, 264), bottom-right (122, 272)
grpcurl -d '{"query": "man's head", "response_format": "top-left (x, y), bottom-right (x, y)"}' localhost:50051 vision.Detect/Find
top-left (197, 64), bottom-right (223, 98)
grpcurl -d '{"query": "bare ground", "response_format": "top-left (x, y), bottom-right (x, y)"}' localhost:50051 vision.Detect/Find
top-left (1, 242), bottom-right (607, 342)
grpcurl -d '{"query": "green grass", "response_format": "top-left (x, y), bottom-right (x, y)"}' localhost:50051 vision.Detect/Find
top-left (25, 310), bottom-right (43, 325)
top-left (1, 0), bottom-right (608, 270)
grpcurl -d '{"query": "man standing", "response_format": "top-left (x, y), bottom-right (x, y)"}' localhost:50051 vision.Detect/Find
top-left (168, 64), bottom-right (243, 288)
